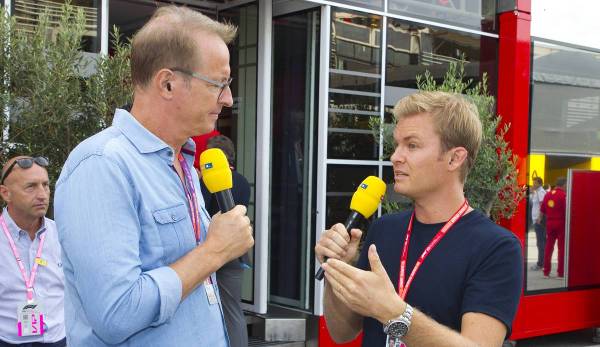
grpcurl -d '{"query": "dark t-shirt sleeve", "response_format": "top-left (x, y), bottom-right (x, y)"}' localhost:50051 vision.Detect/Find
top-left (461, 233), bottom-right (523, 336)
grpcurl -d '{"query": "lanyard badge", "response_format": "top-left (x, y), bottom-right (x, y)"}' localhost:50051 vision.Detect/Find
top-left (204, 279), bottom-right (219, 305)
top-left (385, 335), bottom-right (406, 347)
top-left (0, 214), bottom-right (47, 336)
top-left (178, 155), bottom-right (219, 305)
top-left (17, 301), bottom-right (44, 336)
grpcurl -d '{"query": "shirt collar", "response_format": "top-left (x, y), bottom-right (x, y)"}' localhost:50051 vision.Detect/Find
top-left (113, 109), bottom-right (171, 154)
top-left (112, 109), bottom-right (198, 163)
top-left (1, 207), bottom-right (47, 240)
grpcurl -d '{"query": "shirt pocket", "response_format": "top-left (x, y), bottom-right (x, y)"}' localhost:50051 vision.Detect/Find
top-left (152, 203), bottom-right (188, 264)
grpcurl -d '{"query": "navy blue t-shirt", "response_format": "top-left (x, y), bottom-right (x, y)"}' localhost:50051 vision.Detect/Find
top-left (356, 209), bottom-right (523, 346)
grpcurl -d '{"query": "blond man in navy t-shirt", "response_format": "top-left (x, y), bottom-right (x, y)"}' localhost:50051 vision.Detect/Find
top-left (315, 91), bottom-right (522, 347)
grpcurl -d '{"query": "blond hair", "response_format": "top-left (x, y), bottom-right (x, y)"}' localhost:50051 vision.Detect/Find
top-left (131, 5), bottom-right (237, 88)
top-left (393, 91), bottom-right (482, 182)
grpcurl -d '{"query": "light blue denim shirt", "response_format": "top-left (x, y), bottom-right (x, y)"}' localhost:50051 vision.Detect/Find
top-left (54, 109), bottom-right (227, 346)
top-left (0, 209), bottom-right (65, 344)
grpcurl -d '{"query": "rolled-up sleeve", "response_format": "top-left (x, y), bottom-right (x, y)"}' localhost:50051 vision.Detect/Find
top-left (146, 266), bottom-right (182, 326)
top-left (55, 155), bottom-right (182, 344)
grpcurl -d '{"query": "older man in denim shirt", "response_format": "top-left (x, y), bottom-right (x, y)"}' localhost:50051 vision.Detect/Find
top-left (54, 6), bottom-right (253, 347)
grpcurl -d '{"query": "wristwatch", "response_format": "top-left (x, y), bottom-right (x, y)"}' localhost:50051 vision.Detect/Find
top-left (383, 304), bottom-right (413, 339)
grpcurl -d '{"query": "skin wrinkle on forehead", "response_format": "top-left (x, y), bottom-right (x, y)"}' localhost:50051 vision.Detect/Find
top-left (1, 156), bottom-right (37, 185)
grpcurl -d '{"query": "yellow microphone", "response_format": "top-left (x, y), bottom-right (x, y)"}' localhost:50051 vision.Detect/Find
top-left (315, 176), bottom-right (386, 280)
top-left (200, 148), bottom-right (234, 212)
top-left (200, 148), bottom-right (251, 267)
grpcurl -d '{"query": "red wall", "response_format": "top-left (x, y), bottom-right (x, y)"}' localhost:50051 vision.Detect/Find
top-left (567, 171), bottom-right (600, 288)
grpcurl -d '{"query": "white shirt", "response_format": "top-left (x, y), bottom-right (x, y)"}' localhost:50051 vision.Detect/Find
top-left (0, 208), bottom-right (65, 344)
top-left (530, 186), bottom-right (547, 223)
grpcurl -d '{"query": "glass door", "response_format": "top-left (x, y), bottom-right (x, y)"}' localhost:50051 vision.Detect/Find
top-left (269, 8), bottom-right (320, 311)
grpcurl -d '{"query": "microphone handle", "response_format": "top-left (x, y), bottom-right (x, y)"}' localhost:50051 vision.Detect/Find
top-left (215, 190), bottom-right (235, 213)
top-left (215, 190), bottom-right (251, 267)
top-left (344, 210), bottom-right (361, 230)
top-left (315, 210), bottom-right (363, 281)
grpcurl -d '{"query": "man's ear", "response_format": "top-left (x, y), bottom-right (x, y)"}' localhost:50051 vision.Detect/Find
top-left (154, 69), bottom-right (176, 99)
top-left (0, 185), bottom-right (11, 204)
top-left (448, 147), bottom-right (468, 172)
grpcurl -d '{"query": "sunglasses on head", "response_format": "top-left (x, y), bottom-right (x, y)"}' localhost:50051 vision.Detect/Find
top-left (0, 157), bottom-right (49, 185)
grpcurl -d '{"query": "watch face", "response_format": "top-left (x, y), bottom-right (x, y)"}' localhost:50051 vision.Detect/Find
top-left (387, 321), bottom-right (409, 338)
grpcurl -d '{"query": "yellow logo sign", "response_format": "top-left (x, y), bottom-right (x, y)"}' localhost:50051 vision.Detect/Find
top-left (548, 200), bottom-right (555, 208)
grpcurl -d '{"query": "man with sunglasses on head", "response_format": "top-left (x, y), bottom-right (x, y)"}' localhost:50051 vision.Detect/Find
top-left (0, 156), bottom-right (66, 347)
top-left (54, 6), bottom-right (253, 347)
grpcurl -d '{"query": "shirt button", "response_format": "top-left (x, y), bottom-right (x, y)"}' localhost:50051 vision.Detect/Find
top-left (171, 214), bottom-right (177, 221)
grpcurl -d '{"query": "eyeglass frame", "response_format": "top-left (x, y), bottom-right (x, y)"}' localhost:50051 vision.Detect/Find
top-left (0, 157), bottom-right (49, 185)
top-left (169, 67), bottom-right (233, 101)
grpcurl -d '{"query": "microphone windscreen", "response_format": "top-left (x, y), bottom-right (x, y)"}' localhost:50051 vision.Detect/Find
top-left (350, 176), bottom-right (386, 219)
top-left (199, 148), bottom-right (233, 193)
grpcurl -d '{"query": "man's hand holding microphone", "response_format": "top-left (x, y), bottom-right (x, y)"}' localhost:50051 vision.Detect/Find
top-left (200, 148), bottom-right (253, 268)
top-left (315, 176), bottom-right (386, 279)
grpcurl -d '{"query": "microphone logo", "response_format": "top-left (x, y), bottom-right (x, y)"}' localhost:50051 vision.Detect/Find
top-left (204, 163), bottom-right (213, 169)
top-left (360, 183), bottom-right (368, 189)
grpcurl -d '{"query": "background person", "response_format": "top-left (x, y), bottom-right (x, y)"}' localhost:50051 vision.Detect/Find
top-left (0, 156), bottom-right (66, 347)
top-left (198, 135), bottom-right (251, 347)
top-left (530, 177), bottom-right (547, 271)
top-left (540, 177), bottom-right (567, 279)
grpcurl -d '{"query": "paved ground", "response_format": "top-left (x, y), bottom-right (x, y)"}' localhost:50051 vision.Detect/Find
top-left (525, 230), bottom-right (565, 291)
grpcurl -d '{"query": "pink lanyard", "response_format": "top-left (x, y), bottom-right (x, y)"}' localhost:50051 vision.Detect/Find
top-left (398, 200), bottom-right (469, 299)
top-left (0, 214), bottom-right (46, 302)
top-left (177, 153), bottom-right (207, 243)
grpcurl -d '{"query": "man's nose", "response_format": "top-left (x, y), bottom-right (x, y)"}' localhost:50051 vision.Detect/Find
top-left (391, 146), bottom-right (405, 163)
top-left (36, 186), bottom-right (49, 200)
top-left (219, 85), bottom-right (234, 107)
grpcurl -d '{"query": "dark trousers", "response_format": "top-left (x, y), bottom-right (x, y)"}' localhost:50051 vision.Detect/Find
top-left (534, 222), bottom-right (546, 267)
top-left (0, 338), bottom-right (66, 347)
top-left (544, 222), bottom-right (565, 277)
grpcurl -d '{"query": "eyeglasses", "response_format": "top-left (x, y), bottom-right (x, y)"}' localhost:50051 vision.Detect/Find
top-left (0, 157), bottom-right (49, 185)
top-left (170, 67), bottom-right (233, 101)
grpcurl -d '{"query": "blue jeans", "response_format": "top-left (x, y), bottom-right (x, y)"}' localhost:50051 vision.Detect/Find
top-left (534, 222), bottom-right (546, 267)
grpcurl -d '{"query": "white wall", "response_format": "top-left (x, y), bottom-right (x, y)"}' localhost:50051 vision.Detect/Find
top-left (531, 0), bottom-right (600, 50)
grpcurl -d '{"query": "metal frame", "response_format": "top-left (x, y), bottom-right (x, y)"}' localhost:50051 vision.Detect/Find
top-left (302, 8), bottom-right (319, 311)
top-left (100, 0), bottom-right (108, 55)
top-left (330, 68), bottom-right (381, 79)
top-left (313, 4), bottom-right (331, 316)
top-left (239, 0), bottom-right (271, 314)
top-left (377, 14), bottom-right (388, 217)
top-left (329, 88), bottom-right (381, 97)
top-left (564, 169), bottom-right (574, 287)
top-left (301, 0), bottom-right (499, 38)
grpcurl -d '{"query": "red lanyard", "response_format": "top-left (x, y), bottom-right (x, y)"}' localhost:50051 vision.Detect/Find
top-left (398, 200), bottom-right (469, 299)
top-left (0, 214), bottom-right (46, 302)
top-left (178, 153), bottom-right (207, 243)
